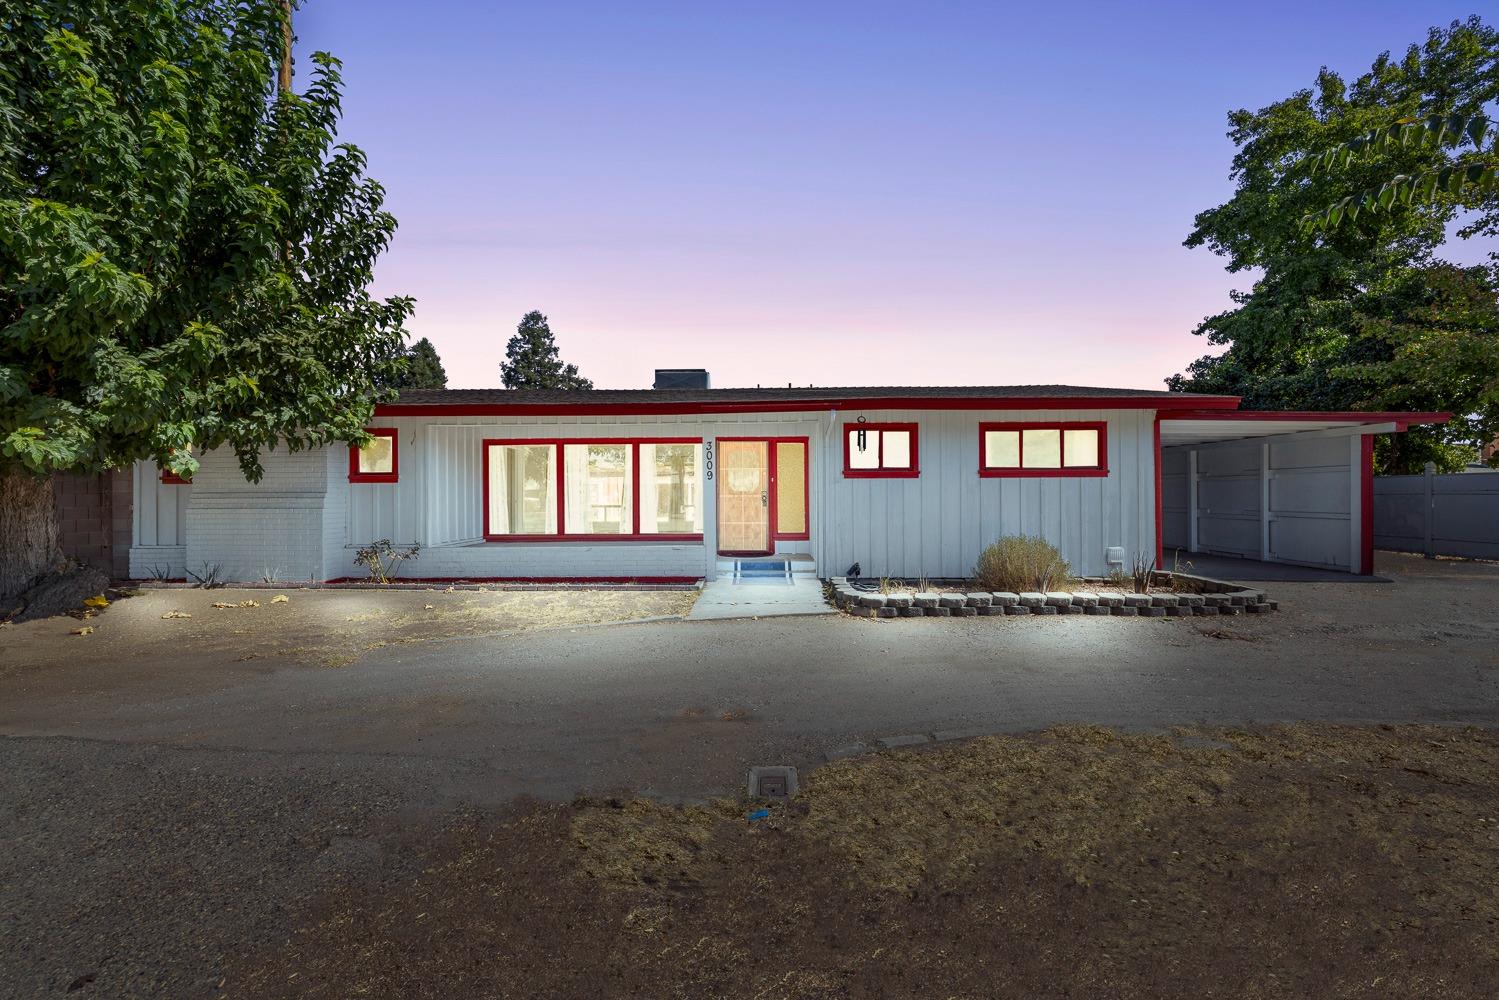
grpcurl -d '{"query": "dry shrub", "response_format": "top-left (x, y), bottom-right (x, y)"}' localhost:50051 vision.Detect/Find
top-left (973, 535), bottom-right (1071, 592)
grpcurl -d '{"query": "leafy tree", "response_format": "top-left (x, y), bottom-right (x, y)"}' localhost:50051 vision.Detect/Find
top-left (389, 337), bottom-right (447, 390)
top-left (1171, 17), bottom-right (1499, 473)
top-left (0, 1), bottom-right (412, 602)
top-left (500, 311), bottom-right (593, 389)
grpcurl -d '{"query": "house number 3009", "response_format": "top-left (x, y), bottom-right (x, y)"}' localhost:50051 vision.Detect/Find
top-left (704, 442), bottom-right (714, 480)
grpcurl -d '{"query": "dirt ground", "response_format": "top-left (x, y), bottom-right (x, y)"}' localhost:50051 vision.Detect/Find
top-left (224, 722), bottom-right (1499, 999)
top-left (0, 585), bottom-right (699, 672)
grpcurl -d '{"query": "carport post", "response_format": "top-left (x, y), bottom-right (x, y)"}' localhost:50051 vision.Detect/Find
top-left (1423, 461), bottom-right (1435, 559)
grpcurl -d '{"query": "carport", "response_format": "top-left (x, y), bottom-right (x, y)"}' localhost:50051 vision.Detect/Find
top-left (1157, 410), bottom-right (1449, 576)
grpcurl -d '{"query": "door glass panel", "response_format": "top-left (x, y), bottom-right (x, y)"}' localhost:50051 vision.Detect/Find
top-left (775, 442), bottom-right (806, 536)
top-left (718, 440), bottom-right (769, 553)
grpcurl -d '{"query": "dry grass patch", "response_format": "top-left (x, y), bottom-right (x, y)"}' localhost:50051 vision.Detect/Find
top-left (231, 723), bottom-right (1499, 999)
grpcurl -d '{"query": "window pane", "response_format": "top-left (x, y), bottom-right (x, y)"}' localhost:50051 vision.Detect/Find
top-left (775, 441), bottom-right (806, 535)
top-left (359, 435), bottom-right (394, 474)
top-left (640, 443), bottom-right (703, 534)
top-left (1022, 428), bottom-right (1061, 468)
top-left (984, 430), bottom-right (1020, 468)
top-left (882, 430), bottom-right (911, 469)
top-left (563, 443), bottom-right (632, 534)
top-left (487, 444), bottom-right (557, 534)
top-left (848, 428), bottom-right (880, 469)
top-left (1063, 428), bottom-right (1100, 467)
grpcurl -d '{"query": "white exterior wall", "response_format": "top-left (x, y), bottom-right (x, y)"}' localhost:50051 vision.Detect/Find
top-left (129, 406), bottom-right (1162, 582)
top-left (128, 462), bottom-right (191, 578)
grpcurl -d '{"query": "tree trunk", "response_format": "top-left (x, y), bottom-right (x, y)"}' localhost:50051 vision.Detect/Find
top-left (0, 468), bottom-right (62, 607)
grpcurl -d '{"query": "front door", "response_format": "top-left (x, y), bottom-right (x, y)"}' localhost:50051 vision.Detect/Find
top-left (717, 439), bottom-right (770, 554)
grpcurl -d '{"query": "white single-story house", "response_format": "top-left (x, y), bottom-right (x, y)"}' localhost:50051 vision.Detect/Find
top-left (126, 371), bottom-right (1448, 583)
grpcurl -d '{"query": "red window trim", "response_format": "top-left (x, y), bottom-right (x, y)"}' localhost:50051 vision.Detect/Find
top-left (349, 427), bottom-right (400, 483)
top-left (978, 421), bottom-right (1109, 478)
top-left (480, 437), bottom-right (706, 543)
top-left (842, 422), bottom-right (920, 478)
top-left (159, 468), bottom-right (191, 485)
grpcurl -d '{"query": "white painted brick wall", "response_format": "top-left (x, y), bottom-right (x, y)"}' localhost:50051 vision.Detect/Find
top-left (184, 447), bottom-right (332, 583)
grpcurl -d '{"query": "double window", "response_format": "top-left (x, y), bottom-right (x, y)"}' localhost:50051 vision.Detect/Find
top-left (349, 428), bottom-right (399, 483)
top-left (483, 438), bottom-right (704, 541)
top-left (979, 422), bottom-right (1107, 477)
top-left (843, 423), bottom-right (919, 478)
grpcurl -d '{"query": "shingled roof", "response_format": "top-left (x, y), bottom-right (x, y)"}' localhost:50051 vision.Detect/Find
top-left (389, 384), bottom-right (1236, 407)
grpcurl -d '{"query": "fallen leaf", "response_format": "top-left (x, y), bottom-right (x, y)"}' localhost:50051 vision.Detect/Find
top-left (239, 599), bottom-right (261, 608)
top-left (161, 610), bottom-right (192, 619)
top-left (211, 601), bottom-right (236, 609)
top-left (424, 604), bottom-right (435, 611)
top-left (71, 626), bottom-right (94, 636)
top-left (271, 594), bottom-right (289, 604)
top-left (83, 595), bottom-right (109, 609)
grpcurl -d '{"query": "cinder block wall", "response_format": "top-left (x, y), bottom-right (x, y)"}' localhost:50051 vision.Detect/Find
top-left (55, 470), bottom-right (132, 580)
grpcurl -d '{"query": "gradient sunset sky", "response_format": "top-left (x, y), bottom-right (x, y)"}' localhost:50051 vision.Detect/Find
top-left (296, 2), bottom-right (1483, 391)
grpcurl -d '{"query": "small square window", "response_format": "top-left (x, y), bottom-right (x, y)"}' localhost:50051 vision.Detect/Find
top-left (843, 423), bottom-right (920, 478)
top-left (349, 428), bottom-right (399, 482)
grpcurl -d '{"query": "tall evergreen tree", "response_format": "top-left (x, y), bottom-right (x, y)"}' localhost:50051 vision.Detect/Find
top-left (392, 337), bottom-right (447, 390)
top-left (500, 311), bottom-right (593, 389)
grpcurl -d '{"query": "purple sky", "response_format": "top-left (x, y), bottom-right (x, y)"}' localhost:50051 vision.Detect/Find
top-left (296, 2), bottom-right (1483, 391)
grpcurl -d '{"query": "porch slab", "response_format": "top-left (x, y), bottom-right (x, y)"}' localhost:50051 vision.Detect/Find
top-left (685, 577), bottom-right (836, 621)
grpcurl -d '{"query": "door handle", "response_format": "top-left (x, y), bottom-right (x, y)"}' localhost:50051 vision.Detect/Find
top-left (761, 491), bottom-right (768, 507)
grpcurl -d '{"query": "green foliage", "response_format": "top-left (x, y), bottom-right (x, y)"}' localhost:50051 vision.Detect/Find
top-left (1171, 17), bottom-right (1499, 473)
top-left (354, 538), bottom-right (420, 584)
top-left (0, 1), bottom-right (413, 482)
top-left (500, 311), bottom-right (593, 390)
top-left (387, 337), bottom-right (447, 390)
top-left (1303, 113), bottom-right (1497, 230)
top-left (973, 535), bottom-right (1071, 593)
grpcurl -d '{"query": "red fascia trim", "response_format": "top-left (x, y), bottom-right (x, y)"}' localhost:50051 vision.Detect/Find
top-left (481, 437), bottom-right (705, 542)
top-left (976, 421), bottom-right (1109, 478)
top-left (349, 428), bottom-right (399, 483)
top-left (842, 422), bottom-right (920, 478)
top-left (159, 470), bottom-right (191, 485)
top-left (1154, 415), bottom-right (1164, 570)
top-left (1360, 434), bottom-right (1374, 575)
top-left (1160, 409), bottom-right (1451, 429)
top-left (322, 576), bottom-right (700, 585)
top-left (376, 395), bottom-right (1242, 418)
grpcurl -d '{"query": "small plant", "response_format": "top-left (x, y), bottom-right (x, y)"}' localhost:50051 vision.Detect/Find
top-left (1168, 549), bottom-right (1194, 593)
top-left (146, 564), bottom-right (173, 582)
top-left (355, 539), bottom-right (421, 584)
top-left (878, 576), bottom-right (896, 595)
top-left (187, 562), bottom-right (223, 589)
top-left (1129, 551), bottom-right (1156, 594)
top-left (261, 566), bottom-right (284, 585)
top-left (973, 535), bottom-right (1071, 593)
top-left (1104, 566), bottom-right (1130, 591)
top-left (916, 577), bottom-right (932, 594)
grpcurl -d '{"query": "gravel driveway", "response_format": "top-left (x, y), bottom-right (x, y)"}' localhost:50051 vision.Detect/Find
top-left (1, 553), bottom-right (1496, 997)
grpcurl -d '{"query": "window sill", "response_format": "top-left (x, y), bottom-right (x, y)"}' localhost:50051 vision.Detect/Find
top-left (842, 469), bottom-right (921, 479)
top-left (978, 468), bottom-right (1109, 478)
top-left (481, 534), bottom-right (705, 544)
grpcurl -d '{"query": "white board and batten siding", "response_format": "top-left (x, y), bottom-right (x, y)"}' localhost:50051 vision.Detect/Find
top-left (130, 406), bottom-right (1162, 582)
top-left (129, 462), bottom-right (191, 578)
top-left (819, 408), bottom-right (1156, 580)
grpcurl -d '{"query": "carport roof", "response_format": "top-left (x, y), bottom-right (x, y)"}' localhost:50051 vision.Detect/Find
top-left (1159, 409), bottom-right (1451, 447)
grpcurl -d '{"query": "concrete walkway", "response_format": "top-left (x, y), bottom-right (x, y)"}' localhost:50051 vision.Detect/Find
top-left (685, 576), bottom-right (835, 620)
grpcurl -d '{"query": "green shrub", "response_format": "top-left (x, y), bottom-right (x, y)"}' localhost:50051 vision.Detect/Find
top-left (973, 535), bottom-right (1071, 592)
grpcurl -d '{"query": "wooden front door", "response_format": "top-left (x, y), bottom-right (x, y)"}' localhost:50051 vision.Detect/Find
top-left (717, 439), bottom-right (770, 554)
